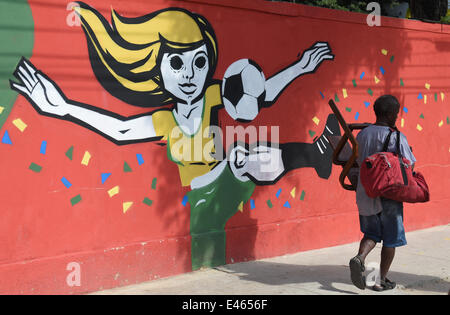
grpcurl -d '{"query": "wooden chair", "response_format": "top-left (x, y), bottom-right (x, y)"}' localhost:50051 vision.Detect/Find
top-left (326, 100), bottom-right (370, 191)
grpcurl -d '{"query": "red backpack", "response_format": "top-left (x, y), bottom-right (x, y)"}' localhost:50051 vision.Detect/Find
top-left (359, 128), bottom-right (429, 203)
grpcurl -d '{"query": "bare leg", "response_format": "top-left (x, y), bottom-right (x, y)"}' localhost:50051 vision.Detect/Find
top-left (371, 246), bottom-right (396, 291)
top-left (228, 114), bottom-right (341, 184)
top-left (349, 237), bottom-right (377, 290)
top-left (380, 246), bottom-right (395, 280)
top-left (357, 237), bottom-right (377, 264)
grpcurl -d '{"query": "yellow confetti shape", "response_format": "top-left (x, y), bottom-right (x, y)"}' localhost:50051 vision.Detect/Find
top-left (424, 95), bottom-right (427, 104)
top-left (374, 76), bottom-right (380, 84)
top-left (401, 118), bottom-right (405, 128)
top-left (0, 106), bottom-right (4, 114)
top-left (123, 201), bottom-right (133, 213)
top-left (416, 124), bottom-right (423, 131)
top-left (81, 151), bottom-right (91, 166)
top-left (290, 187), bottom-right (296, 198)
top-left (381, 49), bottom-right (388, 55)
top-left (425, 83), bottom-right (430, 90)
top-left (342, 88), bottom-right (348, 99)
top-left (12, 118), bottom-right (27, 132)
top-left (438, 120), bottom-right (444, 127)
top-left (441, 92), bottom-right (445, 101)
top-left (238, 201), bottom-right (244, 213)
top-left (108, 186), bottom-right (119, 197)
top-left (312, 116), bottom-right (320, 125)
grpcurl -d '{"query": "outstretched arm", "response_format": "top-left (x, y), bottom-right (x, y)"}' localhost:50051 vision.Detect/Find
top-left (264, 42), bottom-right (334, 105)
top-left (10, 58), bottom-right (159, 145)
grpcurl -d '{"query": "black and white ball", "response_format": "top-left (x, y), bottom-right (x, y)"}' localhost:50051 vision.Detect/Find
top-left (222, 59), bottom-right (266, 122)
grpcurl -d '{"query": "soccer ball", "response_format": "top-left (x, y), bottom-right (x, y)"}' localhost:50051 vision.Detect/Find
top-left (222, 59), bottom-right (266, 122)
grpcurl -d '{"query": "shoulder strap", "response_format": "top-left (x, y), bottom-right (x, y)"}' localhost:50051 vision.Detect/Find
top-left (382, 128), bottom-right (394, 152)
top-left (381, 127), bottom-right (403, 157)
top-left (395, 130), bottom-right (402, 157)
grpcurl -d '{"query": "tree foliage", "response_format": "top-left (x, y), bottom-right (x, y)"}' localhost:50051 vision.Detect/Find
top-left (271, 0), bottom-right (449, 21)
top-left (274, 0), bottom-right (400, 13)
top-left (409, 0), bottom-right (448, 21)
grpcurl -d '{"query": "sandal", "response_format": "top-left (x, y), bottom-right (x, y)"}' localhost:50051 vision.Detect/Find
top-left (372, 278), bottom-right (396, 291)
top-left (349, 255), bottom-right (366, 290)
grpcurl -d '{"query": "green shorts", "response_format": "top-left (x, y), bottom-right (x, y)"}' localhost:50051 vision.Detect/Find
top-left (187, 164), bottom-right (255, 270)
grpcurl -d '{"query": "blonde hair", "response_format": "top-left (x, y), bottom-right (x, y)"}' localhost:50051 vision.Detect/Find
top-left (74, 2), bottom-right (218, 107)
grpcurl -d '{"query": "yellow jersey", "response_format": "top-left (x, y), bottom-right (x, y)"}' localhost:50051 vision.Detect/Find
top-left (152, 84), bottom-right (222, 187)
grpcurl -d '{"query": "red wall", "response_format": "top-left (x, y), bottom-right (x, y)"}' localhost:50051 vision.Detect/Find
top-left (0, 0), bottom-right (449, 294)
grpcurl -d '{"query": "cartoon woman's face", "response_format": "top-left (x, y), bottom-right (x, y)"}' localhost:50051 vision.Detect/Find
top-left (160, 45), bottom-right (209, 104)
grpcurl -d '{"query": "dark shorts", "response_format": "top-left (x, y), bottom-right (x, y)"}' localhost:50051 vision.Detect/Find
top-left (359, 198), bottom-right (407, 248)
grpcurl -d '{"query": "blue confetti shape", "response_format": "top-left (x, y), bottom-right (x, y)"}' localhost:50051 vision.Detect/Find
top-left (40, 140), bottom-right (47, 154)
top-left (360, 72), bottom-right (365, 80)
top-left (61, 177), bottom-right (72, 188)
top-left (1, 130), bottom-right (12, 145)
top-left (319, 91), bottom-right (325, 99)
top-left (418, 93), bottom-right (423, 100)
top-left (250, 199), bottom-right (255, 209)
top-left (275, 188), bottom-right (282, 198)
top-left (355, 112), bottom-right (360, 121)
top-left (403, 107), bottom-right (408, 113)
top-left (380, 66), bottom-right (385, 75)
top-left (136, 153), bottom-right (144, 165)
top-left (364, 101), bottom-right (371, 108)
top-left (182, 195), bottom-right (189, 206)
top-left (101, 173), bottom-right (111, 184)
top-left (283, 201), bottom-right (291, 208)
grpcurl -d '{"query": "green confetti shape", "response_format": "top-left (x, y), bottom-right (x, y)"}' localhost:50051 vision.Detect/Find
top-left (435, 93), bottom-right (438, 102)
top-left (143, 197), bottom-right (153, 206)
top-left (300, 190), bottom-right (306, 201)
top-left (334, 93), bottom-right (340, 102)
top-left (447, 116), bottom-right (450, 125)
top-left (352, 79), bottom-right (357, 87)
top-left (345, 107), bottom-right (352, 112)
top-left (390, 56), bottom-right (395, 63)
top-left (419, 114), bottom-right (424, 119)
top-left (266, 200), bottom-right (273, 208)
top-left (151, 177), bottom-right (157, 190)
top-left (29, 162), bottom-right (42, 173)
top-left (367, 88), bottom-right (373, 96)
top-left (65, 146), bottom-right (74, 160)
top-left (308, 130), bottom-right (316, 138)
top-left (71, 194), bottom-right (82, 206)
top-left (123, 161), bottom-right (132, 172)
top-left (400, 78), bottom-right (404, 87)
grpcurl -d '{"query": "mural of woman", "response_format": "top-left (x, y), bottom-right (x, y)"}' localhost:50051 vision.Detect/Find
top-left (10, 2), bottom-right (339, 270)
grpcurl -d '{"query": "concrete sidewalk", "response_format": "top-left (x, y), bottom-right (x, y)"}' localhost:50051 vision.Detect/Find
top-left (91, 224), bottom-right (449, 295)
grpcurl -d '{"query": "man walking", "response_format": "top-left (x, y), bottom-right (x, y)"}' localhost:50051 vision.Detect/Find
top-left (349, 95), bottom-right (416, 291)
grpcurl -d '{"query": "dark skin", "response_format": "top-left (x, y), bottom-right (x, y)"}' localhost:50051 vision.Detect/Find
top-left (356, 239), bottom-right (395, 289)
top-left (357, 108), bottom-right (399, 289)
top-left (375, 109), bottom-right (399, 128)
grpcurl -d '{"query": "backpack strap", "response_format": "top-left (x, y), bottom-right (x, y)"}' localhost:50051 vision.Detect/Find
top-left (382, 128), bottom-right (394, 152)
top-left (381, 127), bottom-right (403, 156)
top-left (381, 126), bottom-right (408, 185)
top-left (395, 129), bottom-right (403, 157)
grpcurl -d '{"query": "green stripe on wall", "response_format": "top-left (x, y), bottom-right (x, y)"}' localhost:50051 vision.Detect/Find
top-left (0, 0), bottom-right (34, 129)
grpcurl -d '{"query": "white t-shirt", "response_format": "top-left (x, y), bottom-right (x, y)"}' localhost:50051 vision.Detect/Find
top-left (356, 125), bottom-right (416, 216)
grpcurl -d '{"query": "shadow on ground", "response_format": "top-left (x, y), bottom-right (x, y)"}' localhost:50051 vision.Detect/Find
top-left (216, 261), bottom-right (449, 295)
